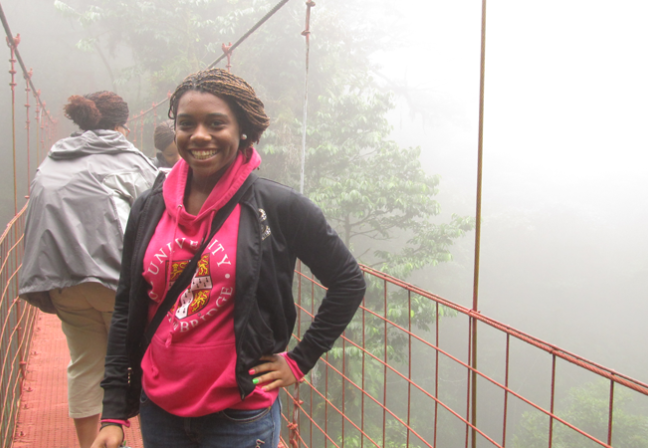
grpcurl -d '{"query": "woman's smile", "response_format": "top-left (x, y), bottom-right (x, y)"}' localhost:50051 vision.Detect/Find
top-left (188, 148), bottom-right (220, 161)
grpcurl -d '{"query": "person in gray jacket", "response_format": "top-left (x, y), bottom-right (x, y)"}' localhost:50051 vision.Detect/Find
top-left (18, 91), bottom-right (157, 448)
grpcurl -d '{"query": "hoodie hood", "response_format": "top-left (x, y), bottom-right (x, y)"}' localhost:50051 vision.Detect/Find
top-left (163, 147), bottom-right (262, 229)
top-left (49, 129), bottom-right (145, 160)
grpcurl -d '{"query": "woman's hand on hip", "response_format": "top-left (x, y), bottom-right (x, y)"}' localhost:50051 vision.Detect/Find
top-left (91, 425), bottom-right (123, 448)
top-left (250, 354), bottom-right (297, 392)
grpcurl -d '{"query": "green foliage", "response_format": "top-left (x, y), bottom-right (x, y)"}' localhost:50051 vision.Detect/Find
top-left (54, 0), bottom-right (261, 94)
top-left (513, 380), bottom-right (648, 448)
top-left (266, 75), bottom-right (474, 278)
top-left (339, 419), bottom-right (425, 448)
top-left (56, 0), bottom-right (474, 279)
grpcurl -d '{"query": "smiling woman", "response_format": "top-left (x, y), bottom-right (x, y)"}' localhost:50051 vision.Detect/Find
top-left (91, 69), bottom-right (366, 448)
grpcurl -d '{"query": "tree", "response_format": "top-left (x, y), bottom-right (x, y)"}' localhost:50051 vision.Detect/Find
top-left (54, 0), bottom-right (473, 279)
top-left (513, 380), bottom-right (648, 448)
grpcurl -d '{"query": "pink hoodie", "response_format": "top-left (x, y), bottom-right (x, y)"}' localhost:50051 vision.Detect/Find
top-left (140, 149), bottom-right (291, 417)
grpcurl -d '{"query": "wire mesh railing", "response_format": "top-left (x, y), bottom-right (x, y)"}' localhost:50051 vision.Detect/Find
top-left (280, 265), bottom-right (648, 448)
top-left (0, 204), bottom-right (38, 448)
top-left (0, 4), bottom-right (56, 446)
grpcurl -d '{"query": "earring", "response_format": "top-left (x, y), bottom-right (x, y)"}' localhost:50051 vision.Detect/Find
top-left (241, 134), bottom-right (248, 140)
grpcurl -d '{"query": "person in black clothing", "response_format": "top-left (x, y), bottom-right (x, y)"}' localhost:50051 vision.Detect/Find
top-left (92, 68), bottom-right (365, 448)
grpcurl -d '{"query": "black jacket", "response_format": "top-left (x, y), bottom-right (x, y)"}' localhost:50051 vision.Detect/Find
top-left (101, 173), bottom-right (366, 419)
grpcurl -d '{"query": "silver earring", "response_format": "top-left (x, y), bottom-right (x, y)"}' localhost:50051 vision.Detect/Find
top-left (241, 134), bottom-right (248, 140)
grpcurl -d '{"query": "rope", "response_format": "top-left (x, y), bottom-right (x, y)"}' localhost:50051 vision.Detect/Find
top-left (129, 0), bottom-right (293, 123)
top-left (25, 68), bottom-right (31, 194)
top-left (6, 33), bottom-right (17, 214)
top-left (470, 0), bottom-right (488, 447)
top-left (299, 1), bottom-right (314, 195)
top-left (0, 2), bottom-right (54, 125)
top-left (291, 10), bottom-right (315, 445)
top-left (221, 42), bottom-right (233, 72)
top-left (207, 0), bottom-right (291, 69)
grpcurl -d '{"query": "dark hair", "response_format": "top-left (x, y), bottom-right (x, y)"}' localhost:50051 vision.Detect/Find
top-left (168, 69), bottom-right (269, 148)
top-left (154, 120), bottom-right (175, 151)
top-left (63, 91), bottom-right (129, 131)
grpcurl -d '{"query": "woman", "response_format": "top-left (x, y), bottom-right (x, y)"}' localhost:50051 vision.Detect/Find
top-left (93, 69), bottom-right (366, 448)
top-left (153, 120), bottom-right (180, 168)
top-left (19, 91), bottom-right (158, 448)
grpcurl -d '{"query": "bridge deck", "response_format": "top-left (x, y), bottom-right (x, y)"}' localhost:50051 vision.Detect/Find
top-left (11, 312), bottom-right (144, 448)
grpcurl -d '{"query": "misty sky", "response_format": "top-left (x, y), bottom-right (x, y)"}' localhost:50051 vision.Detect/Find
top-left (376, 0), bottom-right (648, 382)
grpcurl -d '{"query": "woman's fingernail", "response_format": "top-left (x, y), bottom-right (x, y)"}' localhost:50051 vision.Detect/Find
top-left (248, 369), bottom-right (255, 375)
top-left (253, 378), bottom-right (259, 385)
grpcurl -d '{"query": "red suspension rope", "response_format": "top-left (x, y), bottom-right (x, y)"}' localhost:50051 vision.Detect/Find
top-left (470, 0), bottom-right (488, 446)
top-left (6, 34), bottom-right (18, 215)
top-left (24, 68), bottom-right (31, 194)
top-left (299, 0), bottom-right (314, 195)
top-left (129, 0), bottom-right (293, 125)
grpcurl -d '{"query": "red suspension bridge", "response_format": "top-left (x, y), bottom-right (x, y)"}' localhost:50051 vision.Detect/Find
top-left (1, 1), bottom-right (647, 448)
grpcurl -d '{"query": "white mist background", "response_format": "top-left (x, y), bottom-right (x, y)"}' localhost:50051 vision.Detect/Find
top-left (376, 0), bottom-right (648, 382)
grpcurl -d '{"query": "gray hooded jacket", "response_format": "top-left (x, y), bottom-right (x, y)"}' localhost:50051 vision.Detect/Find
top-left (19, 130), bottom-right (158, 312)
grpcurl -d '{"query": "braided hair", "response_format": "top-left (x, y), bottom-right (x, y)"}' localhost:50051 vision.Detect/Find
top-left (168, 69), bottom-right (269, 148)
top-left (64, 91), bottom-right (129, 131)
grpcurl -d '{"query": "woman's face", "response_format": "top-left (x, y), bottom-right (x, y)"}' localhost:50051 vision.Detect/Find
top-left (175, 90), bottom-right (241, 182)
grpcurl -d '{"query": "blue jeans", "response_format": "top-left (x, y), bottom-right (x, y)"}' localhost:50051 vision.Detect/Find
top-left (139, 391), bottom-right (281, 448)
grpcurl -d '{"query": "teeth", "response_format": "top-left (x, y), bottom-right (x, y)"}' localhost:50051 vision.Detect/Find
top-left (191, 150), bottom-right (218, 160)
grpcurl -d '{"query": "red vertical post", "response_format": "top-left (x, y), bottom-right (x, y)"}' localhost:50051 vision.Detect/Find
top-left (38, 90), bottom-right (45, 157)
top-left (319, 272), bottom-right (326, 448)
top-left (7, 34), bottom-right (18, 215)
top-left (41, 101), bottom-right (51, 148)
top-left (132, 113), bottom-right (138, 145)
top-left (43, 106), bottom-right (50, 150)
top-left (465, 318), bottom-right (473, 448)
top-left (548, 355), bottom-right (557, 448)
top-left (361, 290), bottom-right (366, 448)
top-left (310, 273), bottom-right (315, 448)
top-left (406, 290), bottom-right (412, 448)
top-left (290, 261), bottom-right (303, 448)
top-left (382, 279), bottom-right (387, 448)
top-left (341, 328), bottom-right (346, 448)
top-left (434, 302), bottom-right (440, 447)
top-left (471, 0), bottom-right (488, 444)
top-left (140, 112), bottom-right (145, 152)
top-left (607, 379), bottom-right (615, 446)
top-left (7, 37), bottom-right (21, 376)
top-left (34, 91), bottom-right (40, 162)
top-left (324, 351), bottom-right (329, 448)
top-left (502, 334), bottom-right (510, 447)
top-left (221, 42), bottom-right (233, 72)
top-left (299, 0), bottom-right (315, 195)
top-left (24, 68), bottom-right (31, 193)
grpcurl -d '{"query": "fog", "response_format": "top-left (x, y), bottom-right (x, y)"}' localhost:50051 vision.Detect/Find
top-left (375, 0), bottom-right (648, 385)
top-left (0, 0), bottom-right (645, 389)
